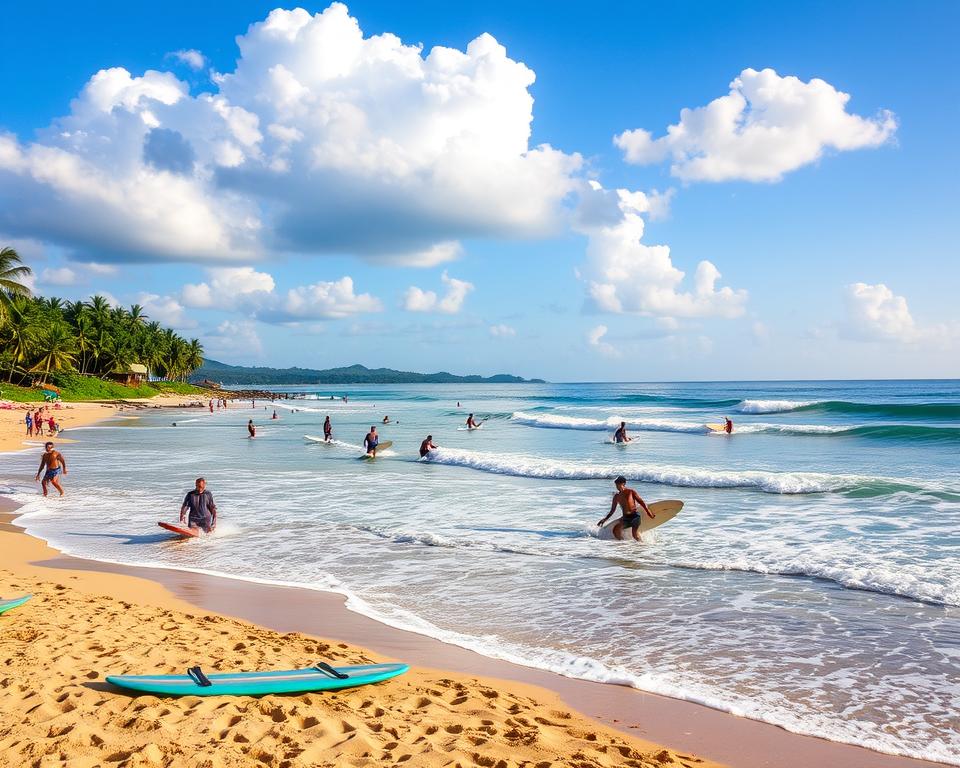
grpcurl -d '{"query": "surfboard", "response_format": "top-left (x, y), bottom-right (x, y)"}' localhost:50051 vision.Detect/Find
top-left (106, 661), bottom-right (409, 697)
top-left (0, 595), bottom-right (31, 616)
top-left (304, 434), bottom-right (332, 444)
top-left (158, 521), bottom-right (201, 538)
top-left (705, 423), bottom-right (728, 433)
top-left (360, 440), bottom-right (393, 458)
top-left (598, 500), bottom-right (684, 540)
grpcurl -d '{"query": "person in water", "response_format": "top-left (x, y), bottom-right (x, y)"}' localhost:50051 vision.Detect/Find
top-left (597, 476), bottom-right (653, 541)
top-left (35, 442), bottom-right (67, 497)
top-left (272, 409), bottom-right (278, 420)
top-left (419, 435), bottom-right (437, 457)
top-left (724, 417), bottom-right (733, 434)
top-left (363, 425), bottom-right (379, 456)
top-left (247, 419), bottom-right (256, 438)
top-left (613, 421), bottom-right (631, 443)
top-left (323, 416), bottom-right (332, 442)
top-left (180, 477), bottom-right (217, 533)
top-left (466, 414), bottom-right (481, 428)
top-left (382, 415), bottom-right (390, 424)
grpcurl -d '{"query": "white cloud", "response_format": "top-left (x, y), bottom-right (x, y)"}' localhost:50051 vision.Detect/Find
top-left (82, 262), bottom-right (118, 276)
top-left (587, 324), bottom-right (619, 357)
top-left (615, 67), bottom-right (896, 182)
top-left (39, 267), bottom-right (78, 286)
top-left (0, 4), bottom-right (581, 265)
top-left (577, 183), bottom-right (747, 320)
top-left (403, 271), bottom-right (474, 313)
top-left (271, 276), bottom-right (382, 321)
top-left (136, 292), bottom-right (194, 328)
top-left (202, 319), bottom-right (263, 359)
top-left (844, 282), bottom-right (916, 341)
top-left (182, 266), bottom-right (276, 309)
top-left (489, 323), bottom-right (516, 337)
top-left (169, 49), bottom-right (206, 71)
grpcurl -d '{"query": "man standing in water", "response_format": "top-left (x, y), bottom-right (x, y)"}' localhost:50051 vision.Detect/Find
top-left (247, 419), bottom-right (256, 438)
top-left (466, 413), bottom-right (481, 429)
top-left (614, 421), bottom-right (631, 443)
top-left (419, 435), bottom-right (437, 457)
top-left (323, 416), bottom-right (332, 442)
top-left (180, 477), bottom-right (217, 533)
top-left (363, 425), bottom-right (379, 456)
top-left (597, 476), bottom-right (653, 541)
top-left (724, 417), bottom-right (734, 434)
top-left (35, 442), bottom-right (67, 496)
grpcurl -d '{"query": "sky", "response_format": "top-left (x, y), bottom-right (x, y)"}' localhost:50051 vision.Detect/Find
top-left (1, 0), bottom-right (958, 381)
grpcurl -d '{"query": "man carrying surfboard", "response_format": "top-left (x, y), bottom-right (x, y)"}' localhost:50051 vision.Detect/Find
top-left (597, 476), bottom-right (653, 541)
top-left (363, 426), bottom-right (380, 457)
top-left (180, 478), bottom-right (217, 533)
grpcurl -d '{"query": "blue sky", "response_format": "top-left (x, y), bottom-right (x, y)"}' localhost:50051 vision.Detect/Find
top-left (1, 1), bottom-right (957, 380)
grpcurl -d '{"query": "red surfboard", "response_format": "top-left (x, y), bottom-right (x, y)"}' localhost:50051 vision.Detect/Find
top-left (158, 521), bottom-right (201, 538)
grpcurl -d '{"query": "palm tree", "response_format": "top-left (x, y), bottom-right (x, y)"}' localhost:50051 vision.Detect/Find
top-left (185, 339), bottom-right (204, 379)
top-left (1, 295), bottom-right (38, 382)
top-left (0, 246), bottom-right (33, 323)
top-left (30, 323), bottom-right (78, 382)
top-left (128, 304), bottom-right (148, 326)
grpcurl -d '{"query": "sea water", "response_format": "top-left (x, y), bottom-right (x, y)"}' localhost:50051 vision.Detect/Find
top-left (2, 380), bottom-right (958, 763)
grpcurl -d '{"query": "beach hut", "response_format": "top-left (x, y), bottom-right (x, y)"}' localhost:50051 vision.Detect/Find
top-left (110, 364), bottom-right (149, 387)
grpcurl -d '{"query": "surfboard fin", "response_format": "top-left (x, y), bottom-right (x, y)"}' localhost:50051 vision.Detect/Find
top-left (187, 666), bottom-right (213, 687)
top-left (315, 662), bottom-right (349, 680)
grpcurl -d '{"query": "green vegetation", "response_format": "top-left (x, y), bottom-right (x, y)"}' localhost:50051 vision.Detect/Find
top-left (193, 359), bottom-right (545, 385)
top-left (0, 377), bottom-right (209, 403)
top-left (0, 246), bottom-right (206, 400)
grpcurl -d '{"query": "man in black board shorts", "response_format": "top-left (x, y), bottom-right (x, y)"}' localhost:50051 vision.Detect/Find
top-left (180, 477), bottom-right (218, 533)
top-left (419, 435), bottom-right (437, 458)
top-left (597, 476), bottom-right (653, 541)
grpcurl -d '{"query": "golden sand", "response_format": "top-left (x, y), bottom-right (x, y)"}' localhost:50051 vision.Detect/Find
top-left (0, 522), bottom-right (713, 768)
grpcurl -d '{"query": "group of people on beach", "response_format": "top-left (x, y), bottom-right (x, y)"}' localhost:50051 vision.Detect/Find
top-left (25, 408), bottom-right (58, 437)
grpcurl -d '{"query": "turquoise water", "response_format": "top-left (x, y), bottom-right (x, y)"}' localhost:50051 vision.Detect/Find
top-left (3, 380), bottom-right (958, 763)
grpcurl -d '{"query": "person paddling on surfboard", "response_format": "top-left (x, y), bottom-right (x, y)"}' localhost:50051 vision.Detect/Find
top-left (180, 477), bottom-right (217, 534)
top-left (323, 416), bottom-right (332, 442)
top-left (466, 414), bottom-right (481, 429)
top-left (597, 476), bottom-right (653, 541)
top-left (419, 435), bottom-right (437, 458)
top-left (613, 422), bottom-right (631, 443)
top-left (363, 426), bottom-right (380, 457)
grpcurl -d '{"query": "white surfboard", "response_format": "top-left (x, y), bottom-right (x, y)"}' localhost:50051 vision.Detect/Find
top-left (598, 500), bottom-right (684, 540)
top-left (304, 434), bottom-right (332, 444)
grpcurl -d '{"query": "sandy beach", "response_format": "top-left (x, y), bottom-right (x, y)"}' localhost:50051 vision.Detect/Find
top-left (1, 402), bottom-right (951, 768)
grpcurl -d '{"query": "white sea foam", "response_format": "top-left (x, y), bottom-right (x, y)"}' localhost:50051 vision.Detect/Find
top-left (735, 399), bottom-right (819, 414)
top-left (511, 411), bottom-right (848, 436)
top-left (422, 446), bottom-right (887, 494)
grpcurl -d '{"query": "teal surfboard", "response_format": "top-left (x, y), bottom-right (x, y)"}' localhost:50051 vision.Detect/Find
top-left (106, 662), bottom-right (408, 696)
top-left (0, 595), bottom-right (32, 615)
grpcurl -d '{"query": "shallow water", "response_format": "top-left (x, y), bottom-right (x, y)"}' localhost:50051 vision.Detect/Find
top-left (3, 380), bottom-right (959, 763)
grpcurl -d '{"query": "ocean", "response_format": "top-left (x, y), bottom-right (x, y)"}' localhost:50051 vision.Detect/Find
top-left (3, 379), bottom-right (958, 764)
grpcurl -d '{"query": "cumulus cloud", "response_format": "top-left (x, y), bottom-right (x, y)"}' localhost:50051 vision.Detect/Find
top-left (577, 183), bottom-right (747, 320)
top-left (182, 266), bottom-right (276, 309)
top-left (587, 324), bottom-right (619, 357)
top-left (270, 276), bottom-right (382, 321)
top-left (136, 292), bottom-right (194, 328)
top-left (202, 319), bottom-right (263, 359)
top-left (169, 49), bottom-right (206, 70)
top-left (0, 3), bottom-right (581, 265)
top-left (615, 67), bottom-right (896, 182)
top-left (489, 323), bottom-right (516, 337)
top-left (843, 282), bottom-right (957, 346)
top-left (39, 267), bottom-right (78, 286)
top-left (403, 271), bottom-right (474, 313)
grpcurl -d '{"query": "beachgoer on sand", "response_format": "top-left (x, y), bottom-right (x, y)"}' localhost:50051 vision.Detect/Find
top-left (25, 413), bottom-right (32, 435)
top-left (597, 476), bottom-right (654, 541)
top-left (35, 442), bottom-right (67, 497)
top-left (180, 478), bottom-right (217, 533)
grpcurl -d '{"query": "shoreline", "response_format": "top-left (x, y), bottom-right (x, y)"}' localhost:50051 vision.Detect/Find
top-left (0, 493), bottom-right (945, 768)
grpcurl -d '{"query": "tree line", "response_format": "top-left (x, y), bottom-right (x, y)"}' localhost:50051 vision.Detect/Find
top-left (0, 247), bottom-right (203, 384)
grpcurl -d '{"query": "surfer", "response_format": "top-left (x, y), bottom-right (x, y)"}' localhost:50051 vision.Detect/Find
top-left (724, 417), bottom-right (733, 434)
top-left (613, 422), bottom-right (631, 443)
top-left (180, 478), bottom-right (217, 533)
top-left (597, 476), bottom-right (653, 541)
top-left (323, 416), bottom-right (333, 441)
top-left (382, 415), bottom-right (390, 424)
top-left (35, 442), bottom-right (67, 497)
top-left (363, 426), bottom-right (380, 457)
top-left (247, 419), bottom-right (256, 438)
top-left (419, 435), bottom-right (437, 458)
top-left (466, 414), bottom-right (481, 429)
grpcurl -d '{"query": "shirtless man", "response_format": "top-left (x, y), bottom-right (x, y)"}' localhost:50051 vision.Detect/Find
top-left (597, 476), bottom-right (653, 541)
top-left (323, 416), bottom-right (332, 442)
top-left (35, 442), bottom-right (67, 497)
top-left (179, 477), bottom-right (217, 533)
top-left (613, 421), bottom-right (631, 443)
top-left (363, 426), bottom-right (379, 457)
top-left (419, 435), bottom-right (437, 458)
top-left (724, 417), bottom-right (734, 434)
top-left (466, 414), bottom-right (481, 429)
top-left (247, 419), bottom-right (256, 438)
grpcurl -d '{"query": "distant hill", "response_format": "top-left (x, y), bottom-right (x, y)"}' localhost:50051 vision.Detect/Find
top-left (191, 359), bottom-right (545, 386)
